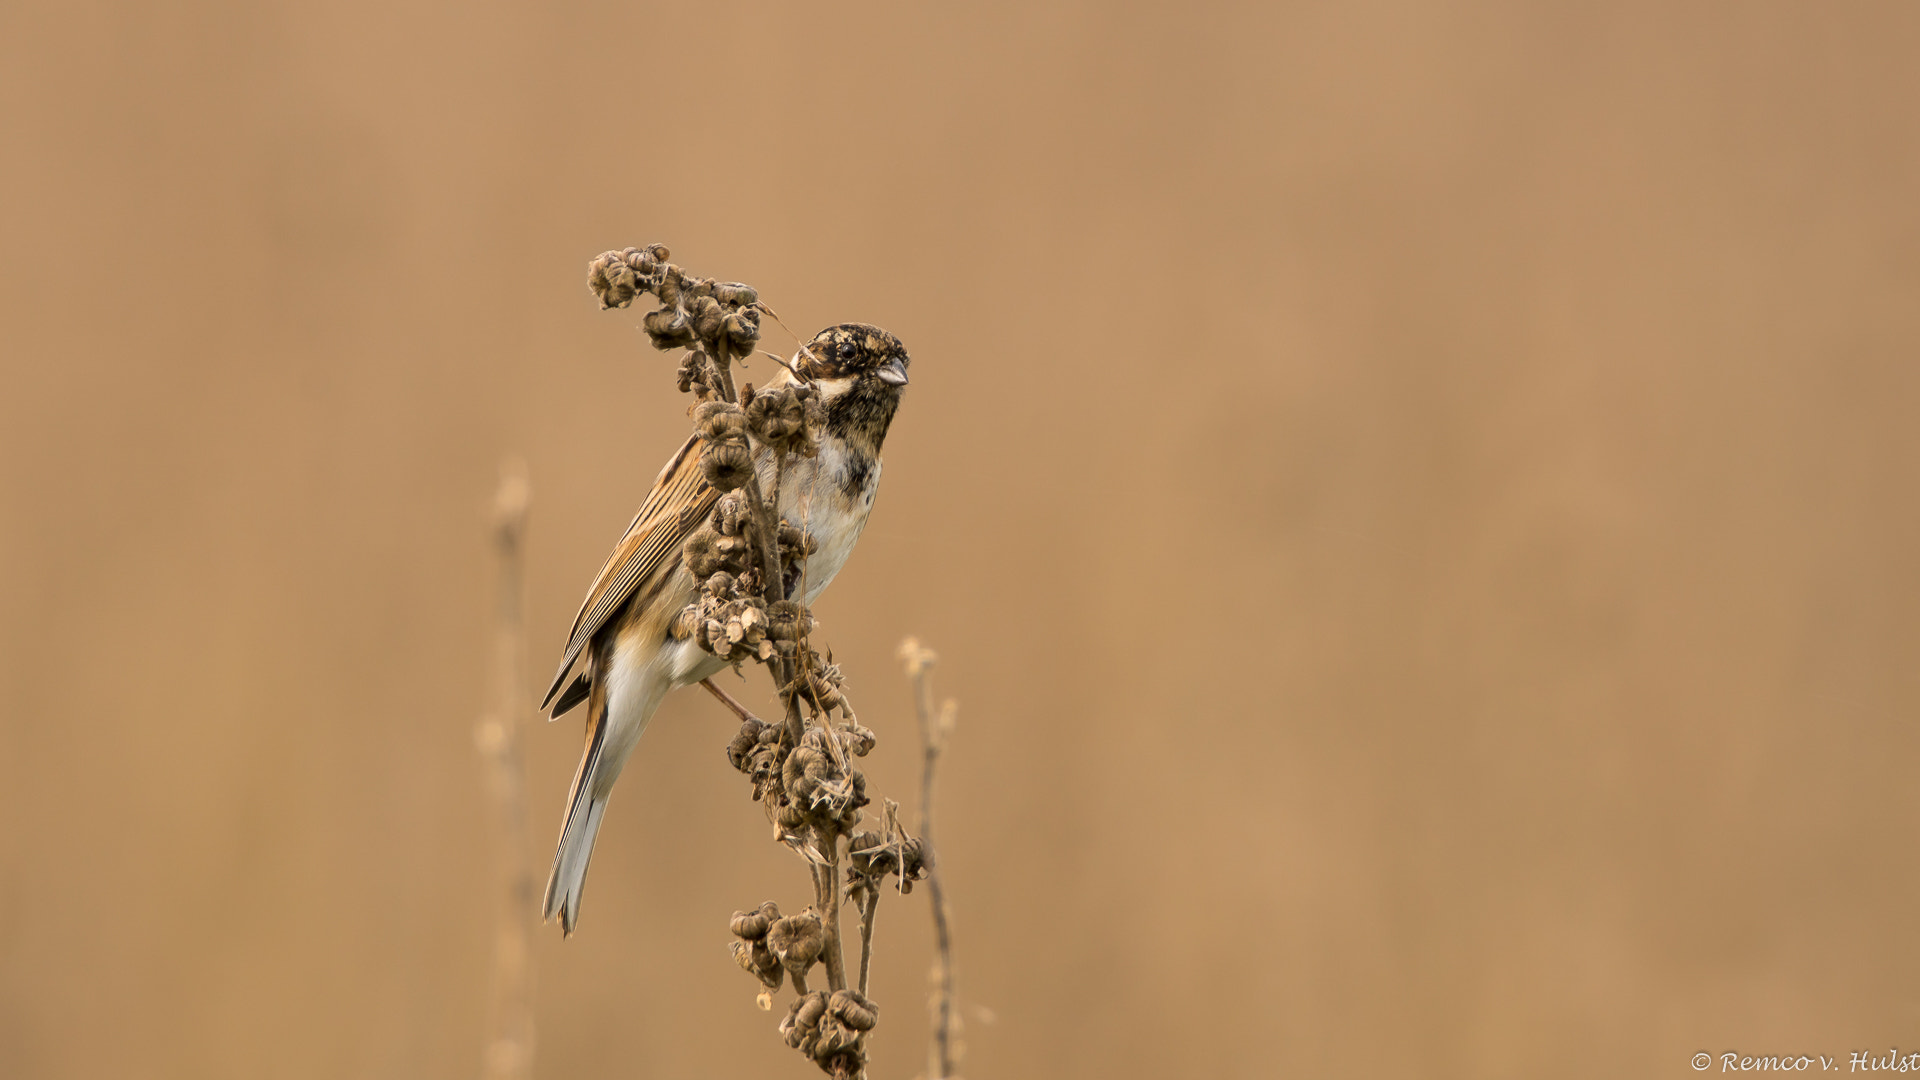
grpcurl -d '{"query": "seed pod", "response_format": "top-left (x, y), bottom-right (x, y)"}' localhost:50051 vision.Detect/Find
top-left (676, 352), bottom-right (713, 398)
top-left (730, 940), bottom-right (784, 991)
top-left (793, 989), bottom-right (828, 1029)
top-left (766, 601), bottom-right (807, 642)
top-left (782, 745), bottom-right (828, 803)
top-left (730, 899), bottom-right (781, 940)
top-left (777, 522), bottom-right (818, 560)
top-left (707, 540), bottom-right (751, 580)
top-left (683, 526), bottom-right (720, 578)
top-left (725, 718), bottom-right (767, 770)
top-left (828, 990), bottom-right (877, 1032)
top-left (690, 295), bottom-right (725, 341)
top-left (781, 991), bottom-right (828, 1050)
top-left (643, 307), bottom-right (694, 349)
top-left (767, 911), bottom-right (825, 974)
top-left (586, 250), bottom-right (648, 307)
top-left (654, 267), bottom-right (682, 308)
top-left (642, 307), bottom-right (682, 337)
top-left (842, 722), bottom-right (876, 757)
top-left (746, 743), bottom-right (781, 786)
top-left (701, 439), bottom-right (753, 491)
top-left (693, 400), bottom-right (748, 440)
top-left (712, 489), bottom-right (754, 536)
top-left (723, 312), bottom-right (760, 352)
top-left (847, 832), bottom-right (884, 876)
top-left (712, 282), bottom-right (758, 307)
top-left (813, 1020), bottom-right (859, 1056)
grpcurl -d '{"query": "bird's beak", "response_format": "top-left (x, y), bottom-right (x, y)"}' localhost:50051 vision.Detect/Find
top-left (876, 357), bottom-right (909, 386)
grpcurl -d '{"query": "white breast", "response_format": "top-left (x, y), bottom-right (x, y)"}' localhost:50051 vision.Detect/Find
top-left (760, 436), bottom-right (881, 605)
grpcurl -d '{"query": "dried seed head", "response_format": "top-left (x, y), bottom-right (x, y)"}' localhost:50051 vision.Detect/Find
top-left (744, 384), bottom-right (822, 458)
top-left (712, 488), bottom-right (755, 537)
top-left (676, 351), bottom-right (714, 399)
top-left (725, 717), bottom-right (767, 769)
top-left (783, 649), bottom-right (854, 720)
top-left (643, 307), bottom-right (695, 349)
top-left (847, 831), bottom-right (927, 891)
top-left (655, 266), bottom-right (683, 308)
top-left (842, 721), bottom-right (876, 757)
top-left (729, 899), bottom-right (781, 940)
top-left (766, 600), bottom-right (815, 643)
top-left (847, 830), bottom-right (884, 876)
top-left (712, 282), bottom-right (758, 307)
top-left (692, 400), bottom-right (748, 441)
top-left (828, 990), bottom-right (878, 1032)
top-left (730, 939), bottom-right (785, 991)
top-left (782, 745), bottom-right (829, 804)
top-left (726, 898), bottom-right (786, 991)
top-left (692, 401), bottom-right (753, 490)
top-left (690, 295), bottom-right (725, 341)
top-left (777, 522), bottom-right (819, 562)
top-left (683, 524), bottom-right (748, 580)
top-left (586, 248), bottom-right (658, 309)
top-left (713, 599), bottom-right (770, 661)
top-left (781, 991), bottom-right (829, 1052)
top-left (767, 910), bottom-right (826, 975)
top-left (700, 439), bottom-right (753, 491)
top-left (724, 310), bottom-right (761, 353)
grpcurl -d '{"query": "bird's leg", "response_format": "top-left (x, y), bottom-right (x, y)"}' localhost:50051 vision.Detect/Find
top-left (700, 678), bottom-right (762, 724)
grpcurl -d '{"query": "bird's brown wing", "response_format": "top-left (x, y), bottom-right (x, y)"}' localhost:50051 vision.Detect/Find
top-left (540, 433), bottom-right (719, 711)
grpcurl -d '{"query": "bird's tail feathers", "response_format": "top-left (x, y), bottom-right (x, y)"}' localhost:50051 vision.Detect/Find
top-left (544, 719), bottom-right (609, 936)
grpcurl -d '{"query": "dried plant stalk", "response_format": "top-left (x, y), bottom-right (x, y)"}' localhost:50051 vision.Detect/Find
top-left (899, 639), bottom-right (960, 1080)
top-left (587, 244), bottom-right (953, 1080)
top-left (475, 460), bottom-right (535, 1080)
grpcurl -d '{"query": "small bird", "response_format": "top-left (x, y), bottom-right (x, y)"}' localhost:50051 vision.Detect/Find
top-left (539, 323), bottom-right (911, 934)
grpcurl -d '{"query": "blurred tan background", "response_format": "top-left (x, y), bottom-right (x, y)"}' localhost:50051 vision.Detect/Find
top-left (3, 1), bottom-right (1918, 1077)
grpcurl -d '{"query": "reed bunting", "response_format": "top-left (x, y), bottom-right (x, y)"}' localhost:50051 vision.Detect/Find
top-left (539, 324), bottom-right (910, 934)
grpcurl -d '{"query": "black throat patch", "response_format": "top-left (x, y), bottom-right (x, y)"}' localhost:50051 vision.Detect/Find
top-left (824, 377), bottom-right (902, 455)
top-left (838, 448), bottom-right (877, 502)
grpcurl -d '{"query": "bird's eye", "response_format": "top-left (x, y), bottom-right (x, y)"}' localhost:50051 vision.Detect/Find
top-left (836, 341), bottom-right (856, 361)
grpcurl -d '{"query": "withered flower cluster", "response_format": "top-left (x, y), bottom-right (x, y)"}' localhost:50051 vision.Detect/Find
top-left (780, 989), bottom-right (879, 1078)
top-left (729, 900), bottom-right (824, 994)
top-left (726, 901), bottom-right (878, 1075)
top-left (588, 244), bottom-right (762, 360)
top-left (725, 710), bottom-right (871, 839)
top-left (586, 244), bottom-right (932, 1080)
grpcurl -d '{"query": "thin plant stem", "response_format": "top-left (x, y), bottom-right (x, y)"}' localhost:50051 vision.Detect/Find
top-left (819, 826), bottom-right (846, 991)
top-left (857, 889), bottom-right (879, 999)
top-left (478, 460), bottom-right (535, 1080)
top-left (699, 678), bottom-right (759, 723)
top-left (907, 652), bottom-right (956, 1080)
top-left (708, 341), bottom-right (738, 404)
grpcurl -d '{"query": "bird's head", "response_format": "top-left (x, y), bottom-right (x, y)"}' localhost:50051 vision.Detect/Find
top-left (787, 323), bottom-right (910, 451)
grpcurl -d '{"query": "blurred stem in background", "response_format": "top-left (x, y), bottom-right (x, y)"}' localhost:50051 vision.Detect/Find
top-left (899, 638), bottom-right (959, 1080)
top-left (475, 458), bottom-right (535, 1080)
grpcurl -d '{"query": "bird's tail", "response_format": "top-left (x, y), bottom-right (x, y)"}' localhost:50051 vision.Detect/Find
top-left (544, 711), bottom-right (610, 936)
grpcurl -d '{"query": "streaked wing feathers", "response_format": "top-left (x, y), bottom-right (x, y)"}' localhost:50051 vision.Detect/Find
top-left (541, 433), bottom-right (717, 709)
